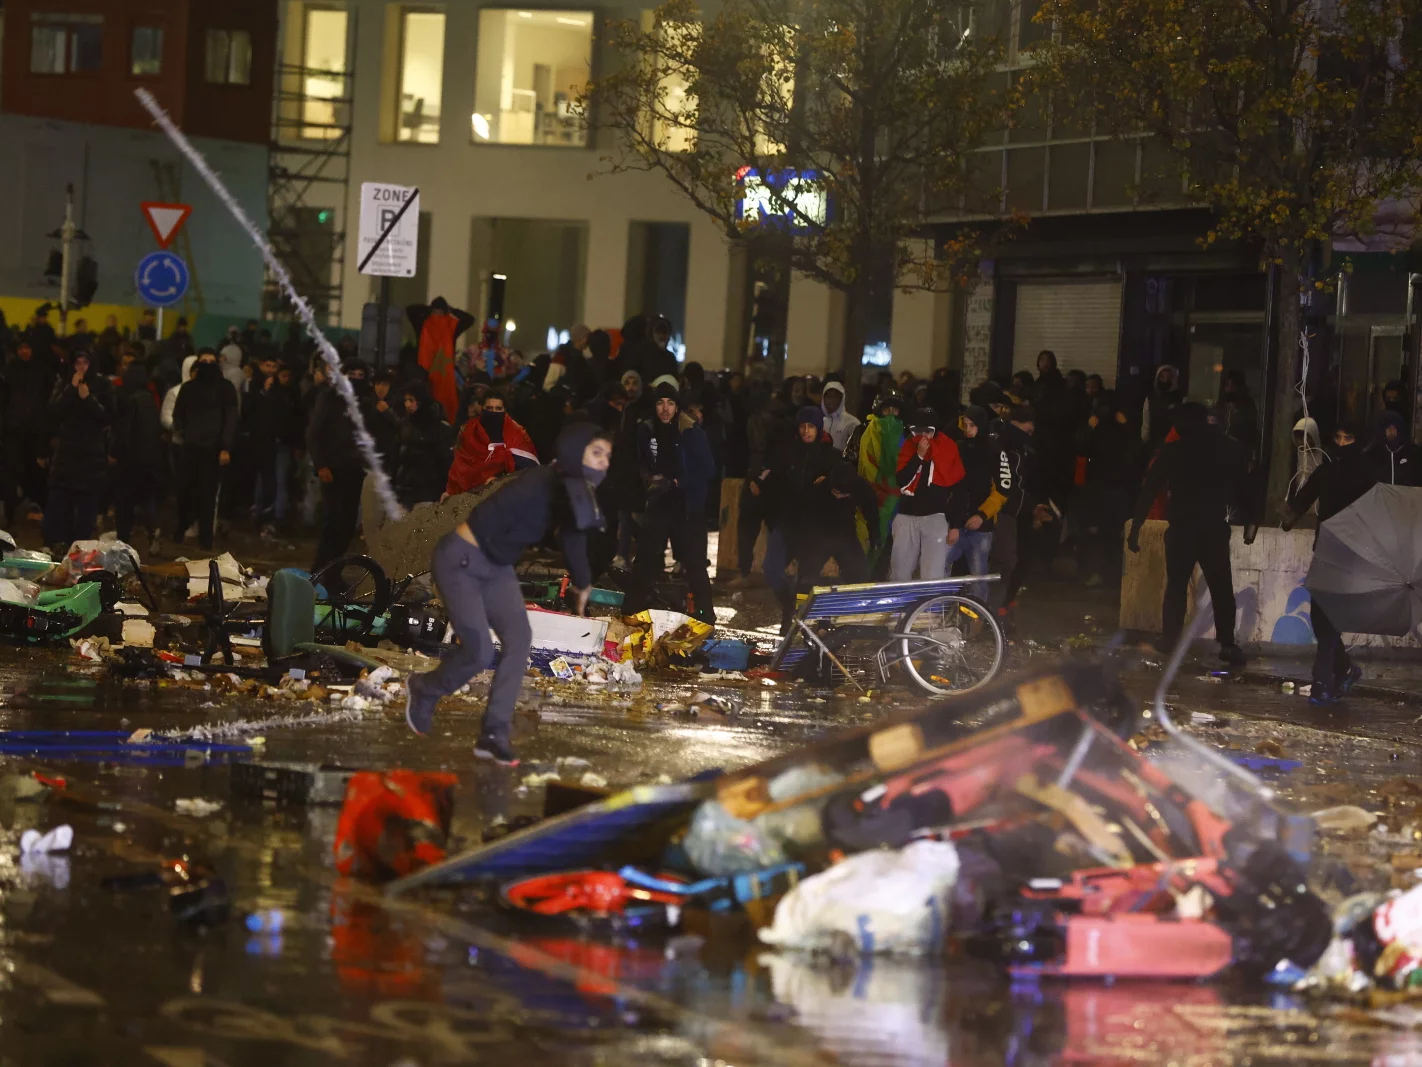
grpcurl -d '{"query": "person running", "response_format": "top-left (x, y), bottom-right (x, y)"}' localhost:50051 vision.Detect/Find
top-left (1283, 420), bottom-right (1376, 704)
top-left (1127, 402), bottom-right (1256, 665)
top-left (404, 423), bottom-right (612, 765)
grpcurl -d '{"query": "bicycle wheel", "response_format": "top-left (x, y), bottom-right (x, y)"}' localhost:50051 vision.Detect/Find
top-left (309, 554), bottom-right (392, 640)
top-left (896, 594), bottom-right (1004, 696)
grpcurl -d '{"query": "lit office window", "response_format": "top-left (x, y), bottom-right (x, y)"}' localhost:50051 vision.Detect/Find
top-left (398, 9), bottom-right (446, 143)
top-left (131, 26), bottom-right (164, 76)
top-left (471, 10), bottom-right (592, 146)
top-left (30, 14), bottom-right (103, 75)
top-left (639, 14), bottom-right (698, 153)
top-left (302, 7), bottom-right (349, 139)
top-left (206, 28), bottom-right (253, 85)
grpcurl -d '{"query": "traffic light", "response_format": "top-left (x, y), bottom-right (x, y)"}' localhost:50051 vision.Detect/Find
top-left (73, 256), bottom-right (99, 308)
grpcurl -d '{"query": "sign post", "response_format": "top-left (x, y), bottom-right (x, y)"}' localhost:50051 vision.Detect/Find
top-left (357, 183), bottom-right (420, 369)
top-left (138, 201), bottom-right (192, 337)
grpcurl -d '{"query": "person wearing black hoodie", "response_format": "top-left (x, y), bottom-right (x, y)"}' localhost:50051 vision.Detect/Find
top-left (1075, 392), bottom-right (1138, 588)
top-left (1283, 420), bottom-right (1376, 704)
top-left (1365, 411), bottom-right (1422, 487)
top-left (394, 381), bottom-right (455, 508)
top-left (172, 349), bottom-right (239, 551)
top-left (627, 382), bottom-right (717, 623)
top-left (1128, 402), bottom-right (1256, 665)
top-left (946, 405), bottom-right (1008, 602)
top-left (246, 354), bottom-right (294, 533)
top-left (1, 340), bottom-right (58, 523)
top-left (404, 423), bottom-right (612, 764)
top-left (43, 351), bottom-right (114, 549)
top-left (112, 362), bottom-right (164, 552)
top-left (307, 361), bottom-right (369, 571)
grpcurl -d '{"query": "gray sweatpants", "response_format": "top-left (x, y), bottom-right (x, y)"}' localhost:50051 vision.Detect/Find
top-left (890, 512), bottom-right (948, 582)
top-left (418, 531), bottom-right (532, 742)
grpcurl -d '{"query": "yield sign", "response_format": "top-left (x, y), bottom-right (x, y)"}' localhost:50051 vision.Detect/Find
top-left (140, 201), bottom-right (192, 249)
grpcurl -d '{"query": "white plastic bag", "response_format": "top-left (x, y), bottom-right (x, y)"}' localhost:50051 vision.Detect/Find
top-left (0, 578), bottom-right (40, 606)
top-left (758, 840), bottom-right (961, 956)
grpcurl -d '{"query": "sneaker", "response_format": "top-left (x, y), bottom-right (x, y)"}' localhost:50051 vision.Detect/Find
top-left (1339, 664), bottom-right (1363, 695)
top-left (404, 673), bottom-right (437, 736)
top-left (474, 734), bottom-right (519, 766)
top-left (1218, 643), bottom-right (1247, 667)
top-left (610, 555), bottom-right (630, 572)
top-left (1309, 688), bottom-right (1341, 707)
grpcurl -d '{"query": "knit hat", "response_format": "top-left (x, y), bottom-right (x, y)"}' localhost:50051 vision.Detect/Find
top-left (961, 405), bottom-right (990, 432)
top-left (650, 374), bottom-right (680, 392)
top-left (652, 381), bottom-right (680, 403)
top-left (796, 406), bottom-right (825, 429)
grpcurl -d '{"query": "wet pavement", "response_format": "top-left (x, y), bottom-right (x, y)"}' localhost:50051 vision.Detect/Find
top-left (3, 566), bottom-right (1422, 1064)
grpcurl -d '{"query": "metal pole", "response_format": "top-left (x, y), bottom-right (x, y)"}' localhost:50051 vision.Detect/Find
top-left (375, 275), bottom-right (391, 370)
top-left (158, 307), bottom-right (165, 341)
top-left (59, 184), bottom-right (76, 337)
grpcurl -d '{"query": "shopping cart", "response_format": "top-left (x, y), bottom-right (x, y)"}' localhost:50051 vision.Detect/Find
top-left (770, 575), bottom-right (1005, 695)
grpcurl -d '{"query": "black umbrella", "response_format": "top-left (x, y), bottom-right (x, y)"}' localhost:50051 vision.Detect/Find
top-left (1305, 484), bottom-right (1422, 636)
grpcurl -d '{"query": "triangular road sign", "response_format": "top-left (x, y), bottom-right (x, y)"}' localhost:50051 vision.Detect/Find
top-left (141, 201), bottom-right (192, 249)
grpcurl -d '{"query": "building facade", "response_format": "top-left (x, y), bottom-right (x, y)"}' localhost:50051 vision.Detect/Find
top-left (0, 0), bottom-right (276, 325)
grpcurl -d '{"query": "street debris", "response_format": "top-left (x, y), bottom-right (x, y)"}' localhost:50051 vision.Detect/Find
top-left (20, 825), bottom-right (73, 855)
top-left (174, 798), bottom-right (225, 818)
top-left (333, 771), bottom-right (457, 881)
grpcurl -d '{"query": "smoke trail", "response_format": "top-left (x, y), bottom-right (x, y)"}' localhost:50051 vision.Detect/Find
top-left (134, 88), bottom-right (406, 522)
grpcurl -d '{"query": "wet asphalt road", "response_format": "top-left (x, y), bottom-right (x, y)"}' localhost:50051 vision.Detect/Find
top-left (2, 618), bottom-right (1422, 1062)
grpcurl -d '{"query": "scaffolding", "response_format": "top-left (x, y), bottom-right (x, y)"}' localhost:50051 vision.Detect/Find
top-left (265, 21), bottom-right (355, 327)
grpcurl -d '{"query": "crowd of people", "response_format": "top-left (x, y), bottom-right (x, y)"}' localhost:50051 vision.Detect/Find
top-left (3, 302), bottom-right (1418, 659)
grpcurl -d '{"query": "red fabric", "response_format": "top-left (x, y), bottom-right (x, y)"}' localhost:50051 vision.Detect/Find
top-left (333, 770), bottom-right (458, 881)
top-left (896, 433), bottom-right (966, 495)
top-left (1146, 426), bottom-right (1180, 520)
top-left (418, 311), bottom-right (462, 422)
top-left (1074, 455), bottom-right (1088, 487)
top-left (445, 415), bottom-right (539, 495)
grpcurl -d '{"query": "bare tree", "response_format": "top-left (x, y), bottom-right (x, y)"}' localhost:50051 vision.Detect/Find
top-left (1032, 0), bottom-right (1422, 510)
top-left (590, 0), bottom-right (1007, 397)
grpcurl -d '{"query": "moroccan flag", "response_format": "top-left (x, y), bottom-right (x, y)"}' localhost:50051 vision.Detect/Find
top-left (418, 312), bottom-right (461, 422)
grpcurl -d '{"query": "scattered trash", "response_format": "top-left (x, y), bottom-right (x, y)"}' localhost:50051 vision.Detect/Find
top-left (522, 770), bottom-right (561, 787)
top-left (333, 771), bottom-right (458, 881)
top-left (1282, 681), bottom-right (1296, 693)
top-left (174, 798), bottom-right (225, 818)
top-left (580, 771), bottom-right (608, 789)
top-left (690, 691), bottom-right (740, 716)
top-left (1313, 805), bottom-right (1379, 833)
top-left (20, 825), bottom-right (73, 854)
top-left (549, 656), bottom-right (575, 681)
top-left (759, 840), bottom-right (961, 956)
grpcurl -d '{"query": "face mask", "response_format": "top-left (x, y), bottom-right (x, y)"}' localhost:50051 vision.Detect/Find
top-left (583, 463), bottom-right (608, 487)
top-left (480, 410), bottom-right (506, 436)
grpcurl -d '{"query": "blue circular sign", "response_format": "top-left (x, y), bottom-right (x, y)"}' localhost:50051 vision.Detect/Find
top-left (135, 250), bottom-right (189, 307)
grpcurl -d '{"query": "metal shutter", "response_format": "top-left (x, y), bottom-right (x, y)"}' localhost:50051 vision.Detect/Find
top-left (1012, 279), bottom-right (1123, 385)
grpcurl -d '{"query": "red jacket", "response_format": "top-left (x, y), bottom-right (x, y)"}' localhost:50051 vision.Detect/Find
top-left (445, 416), bottom-right (539, 495)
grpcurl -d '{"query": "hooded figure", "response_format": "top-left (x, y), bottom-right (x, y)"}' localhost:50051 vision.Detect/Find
top-left (218, 335), bottom-right (245, 394)
top-left (113, 363), bottom-right (165, 548)
top-left (943, 404), bottom-right (1010, 601)
top-left (1366, 410), bottom-right (1422, 486)
top-left (395, 381), bottom-right (456, 508)
top-left (43, 352), bottom-right (114, 547)
top-left (161, 354), bottom-right (199, 440)
top-left (445, 400), bottom-right (539, 496)
top-left (626, 382), bottom-right (717, 623)
top-left (1129, 402), bottom-right (1255, 664)
top-left (173, 357), bottom-right (239, 551)
top-left (403, 423), bottom-right (611, 764)
top-left (890, 406), bottom-right (966, 582)
top-left (1284, 419), bottom-right (1376, 703)
top-left (1142, 364), bottom-right (1183, 449)
top-left (819, 380), bottom-right (861, 452)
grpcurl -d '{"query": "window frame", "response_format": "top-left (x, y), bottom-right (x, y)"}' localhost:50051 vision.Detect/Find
top-left (470, 7), bottom-right (596, 149)
top-left (28, 13), bottom-right (105, 77)
top-left (129, 23), bottom-right (165, 78)
top-left (205, 27), bottom-right (254, 86)
top-left (395, 6), bottom-right (447, 145)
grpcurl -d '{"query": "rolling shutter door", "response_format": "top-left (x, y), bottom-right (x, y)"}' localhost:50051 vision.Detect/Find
top-left (1012, 279), bottom-right (1123, 385)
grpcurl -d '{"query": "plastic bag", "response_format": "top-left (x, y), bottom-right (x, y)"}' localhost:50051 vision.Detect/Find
top-left (758, 840), bottom-right (961, 956)
top-left (683, 799), bottom-right (787, 876)
top-left (65, 538), bottom-right (139, 578)
top-left (0, 578), bottom-right (40, 606)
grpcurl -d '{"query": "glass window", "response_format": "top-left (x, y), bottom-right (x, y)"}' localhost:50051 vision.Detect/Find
top-left (302, 7), bottom-right (349, 139)
top-left (131, 26), bottom-right (163, 76)
top-left (398, 9), bottom-right (446, 143)
top-left (205, 28), bottom-right (253, 85)
top-left (29, 14), bottom-right (103, 75)
top-left (471, 10), bottom-right (592, 146)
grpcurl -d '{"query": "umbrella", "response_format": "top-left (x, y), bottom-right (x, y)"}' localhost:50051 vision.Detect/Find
top-left (1305, 484), bottom-right (1422, 636)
